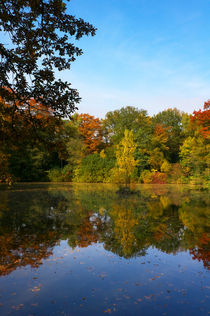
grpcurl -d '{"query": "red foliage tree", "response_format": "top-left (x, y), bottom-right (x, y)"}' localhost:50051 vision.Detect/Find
top-left (191, 100), bottom-right (210, 138)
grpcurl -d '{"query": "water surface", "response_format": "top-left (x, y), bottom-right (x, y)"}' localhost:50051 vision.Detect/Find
top-left (0, 184), bottom-right (209, 315)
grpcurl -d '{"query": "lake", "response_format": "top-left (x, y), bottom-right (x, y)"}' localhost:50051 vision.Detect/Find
top-left (0, 183), bottom-right (209, 315)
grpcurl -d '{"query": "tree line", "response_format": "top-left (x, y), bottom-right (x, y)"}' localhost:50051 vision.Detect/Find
top-left (0, 2), bottom-right (209, 187)
top-left (0, 97), bottom-right (209, 185)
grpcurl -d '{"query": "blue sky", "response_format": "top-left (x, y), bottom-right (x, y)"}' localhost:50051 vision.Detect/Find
top-left (63, 0), bottom-right (210, 118)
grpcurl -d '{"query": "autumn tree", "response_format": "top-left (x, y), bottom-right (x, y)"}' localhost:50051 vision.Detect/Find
top-left (190, 100), bottom-right (210, 139)
top-left (78, 113), bottom-right (103, 153)
top-left (103, 106), bottom-right (152, 177)
top-left (179, 101), bottom-right (210, 183)
top-left (148, 123), bottom-right (169, 170)
top-left (0, 93), bottom-right (65, 182)
top-left (114, 129), bottom-right (138, 186)
top-left (152, 108), bottom-right (184, 162)
top-left (0, 1), bottom-right (96, 182)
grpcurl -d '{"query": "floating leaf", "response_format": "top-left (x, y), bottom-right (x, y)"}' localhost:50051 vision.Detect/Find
top-left (31, 286), bottom-right (41, 292)
top-left (104, 308), bottom-right (111, 313)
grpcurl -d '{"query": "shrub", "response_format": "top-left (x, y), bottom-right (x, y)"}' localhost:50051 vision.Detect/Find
top-left (152, 172), bottom-right (167, 184)
top-left (73, 153), bottom-right (115, 183)
top-left (47, 168), bottom-right (63, 182)
top-left (140, 170), bottom-right (153, 183)
top-left (61, 164), bottom-right (72, 182)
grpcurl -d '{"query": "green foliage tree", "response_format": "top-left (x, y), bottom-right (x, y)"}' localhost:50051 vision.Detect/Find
top-left (74, 153), bottom-right (115, 183)
top-left (103, 106), bottom-right (148, 144)
top-left (180, 136), bottom-right (209, 183)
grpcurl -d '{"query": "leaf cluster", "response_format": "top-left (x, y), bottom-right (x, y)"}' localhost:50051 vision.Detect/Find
top-left (0, 0), bottom-right (96, 118)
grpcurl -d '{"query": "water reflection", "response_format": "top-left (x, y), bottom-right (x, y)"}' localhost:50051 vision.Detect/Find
top-left (0, 184), bottom-right (209, 276)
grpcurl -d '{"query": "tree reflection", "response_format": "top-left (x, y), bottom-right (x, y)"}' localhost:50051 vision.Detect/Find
top-left (0, 185), bottom-right (209, 276)
top-left (179, 196), bottom-right (210, 270)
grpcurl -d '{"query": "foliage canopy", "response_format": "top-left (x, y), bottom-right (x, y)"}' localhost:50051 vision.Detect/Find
top-left (0, 0), bottom-right (96, 119)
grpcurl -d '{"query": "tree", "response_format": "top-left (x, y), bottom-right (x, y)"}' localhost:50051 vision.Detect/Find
top-left (180, 136), bottom-right (209, 180)
top-left (0, 152), bottom-right (12, 184)
top-left (102, 106), bottom-right (152, 177)
top-left (78, 113), bottom-right (103, 153)
top-left (73, 153), bottom-right (114, 183)
top-left (103, 106), bottom-right (149, 145)
top-left (191, 100), bottom-right (210, 139)
top-left (0, 0), bottom-right (96, 119)
top-left (152, 108), bottom-right (184, 162)
top-left (0, 93), bottom-right (63, 182)
top-left (115, 129), bottom-right (138, 186)
top-left (179, 100), bottom-right (210, 183)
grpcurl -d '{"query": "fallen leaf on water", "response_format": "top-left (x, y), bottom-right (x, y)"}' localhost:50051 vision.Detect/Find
top-left (31, 286), bottom-right (41, 292)
top-left (99, 274), bottom-right (106, 279)
top-left (104, 308), bottom-right (111, 313)
top-left (150, 275), bottom-right (161, 281)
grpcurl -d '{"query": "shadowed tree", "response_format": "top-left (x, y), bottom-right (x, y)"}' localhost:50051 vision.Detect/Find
top-left (152, 108), bottom-right (184, 162)
top-left (0, 0), bottom-right (96, 120)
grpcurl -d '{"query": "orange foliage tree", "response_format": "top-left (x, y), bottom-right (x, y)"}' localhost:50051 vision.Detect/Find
top-left (78, 113), bottom-right (103, 153)
top-left (0, 89), bottom-right (58, 136)
top-left (0, 91), bottom-right (63, 182)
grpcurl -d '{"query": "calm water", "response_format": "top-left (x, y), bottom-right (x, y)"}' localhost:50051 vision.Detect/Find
top-left (0, 183), bottom-right (209, 316)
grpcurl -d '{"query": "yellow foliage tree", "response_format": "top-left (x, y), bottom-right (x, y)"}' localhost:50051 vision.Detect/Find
top-left (111, 205), bottom-right (137, 257)
top-left (115, 129), bottom-right (138, 186)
